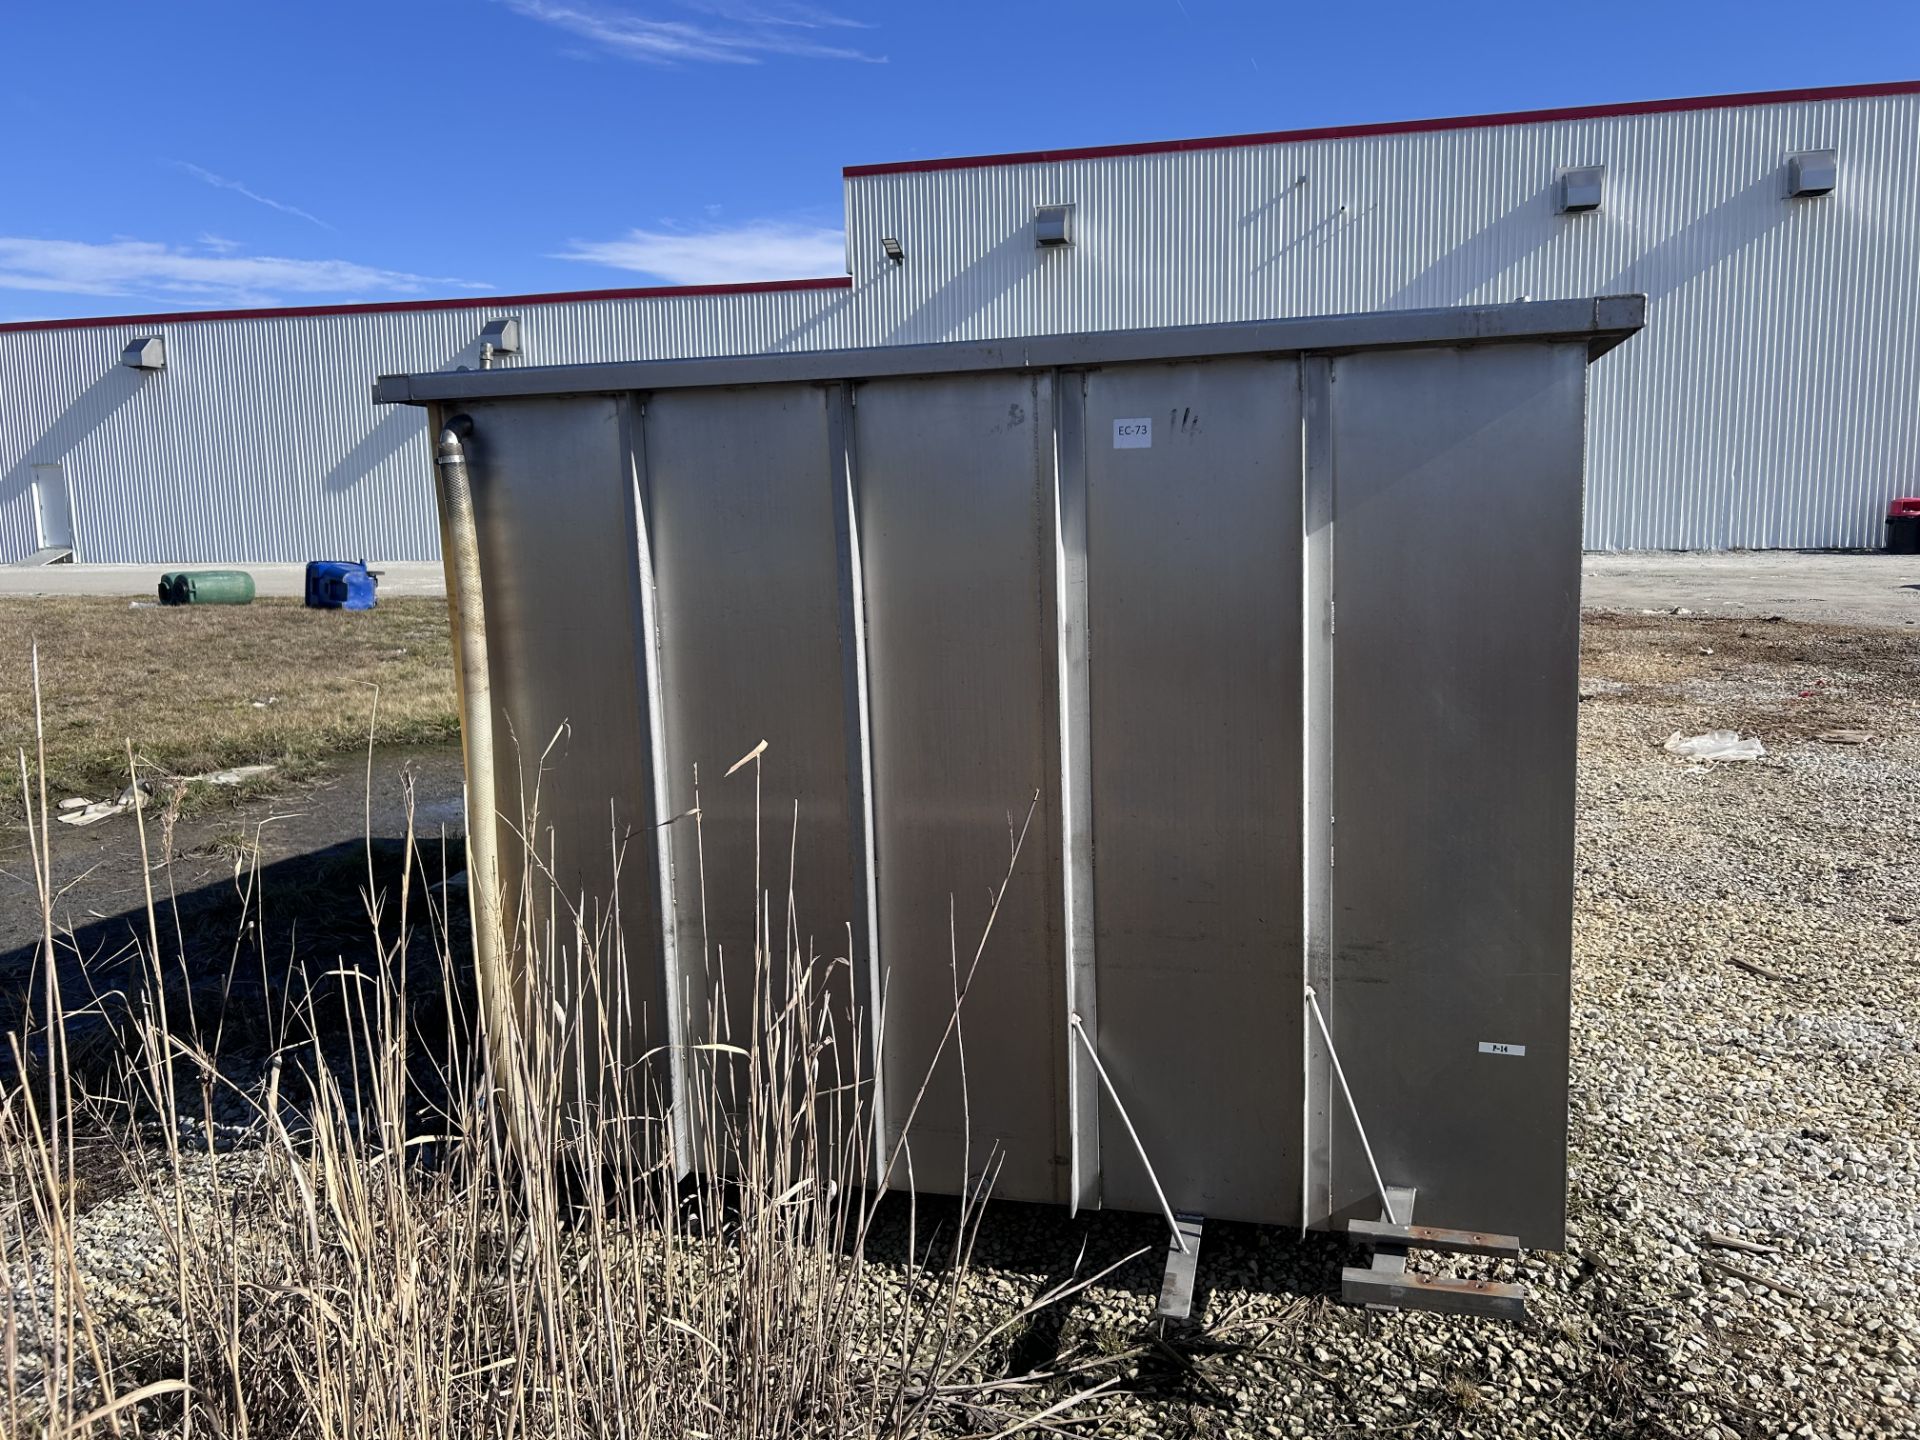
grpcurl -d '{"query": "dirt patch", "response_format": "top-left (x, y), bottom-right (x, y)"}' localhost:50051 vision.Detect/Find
top-left (1580, 612), bottom-right (1917, 746)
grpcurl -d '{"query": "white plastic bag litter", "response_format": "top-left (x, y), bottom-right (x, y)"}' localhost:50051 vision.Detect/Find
top-left (1664, 729), bottom-right (1766, 762)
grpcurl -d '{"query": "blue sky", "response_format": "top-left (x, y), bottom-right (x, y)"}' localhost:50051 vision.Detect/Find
top-left (3, 1), bottom-right (1914, 320)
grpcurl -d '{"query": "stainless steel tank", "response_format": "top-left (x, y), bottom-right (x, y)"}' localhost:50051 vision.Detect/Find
top-left (376, 297), bottom-right (1643, 1261)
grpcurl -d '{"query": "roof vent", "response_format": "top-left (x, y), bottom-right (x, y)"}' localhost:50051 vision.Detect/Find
top-left (1787, 149), bottom-right (1837, 198)
top-left (1035, 203), bottom-right (1076, 248)
top-left (479, 317), bottom-right (521, 355)
top-left (1557, 166), bottom-right (1605, 214)
top-left (121, 336), bottom-right (166, 371)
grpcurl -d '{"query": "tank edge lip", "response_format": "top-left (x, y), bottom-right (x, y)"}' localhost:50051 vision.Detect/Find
top-left (372, 295), bottom-right (1650, 407)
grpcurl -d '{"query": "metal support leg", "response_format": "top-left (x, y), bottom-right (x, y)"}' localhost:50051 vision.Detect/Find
top-left (1305, 988), bottom-right (1528, 1322)
top-left (1155, 1213), bottom-right (1205, 1321)
top-left (1340, 1188), bottom-right (1529, 1321)
top-left (1349, 1186), bottom-right (1417, 1307)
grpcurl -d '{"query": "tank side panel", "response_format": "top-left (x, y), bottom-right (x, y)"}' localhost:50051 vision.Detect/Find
top-left (1082, 357), bottom-right (1305, 1224)
top-left (854, 371), bottom-right (1067, 1203)
top-left (461, 395), bottom-right (670, 1105)
top-left (1322, 341), bottom-right (1584, 1249)
top-left (643, 385), bottom-right (866, 1128)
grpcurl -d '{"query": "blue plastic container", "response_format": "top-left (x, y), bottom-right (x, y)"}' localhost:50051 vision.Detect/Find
top-left (304, 559), bottom-right (379, 610)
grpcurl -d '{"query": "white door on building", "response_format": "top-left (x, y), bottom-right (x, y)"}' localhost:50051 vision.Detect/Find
top-left (32, 463), bottom-right (74, 551)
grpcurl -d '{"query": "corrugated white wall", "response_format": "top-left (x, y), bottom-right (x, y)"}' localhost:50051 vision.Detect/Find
top-left (4, 90), bottom-right (1914, 562)
top-left (842, 91), bottom-right (1920, 550)
top-left (0, 286), bottom-right (854, 564)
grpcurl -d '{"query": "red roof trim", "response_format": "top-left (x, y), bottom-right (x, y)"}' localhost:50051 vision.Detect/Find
top-left (844, 79), bottom-right (1920, 177)
top-left (0, 275), bottom-right (852, 336)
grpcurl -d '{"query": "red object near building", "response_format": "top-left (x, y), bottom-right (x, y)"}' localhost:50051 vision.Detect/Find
top-left (1888, 499), bottom-right (1920, 553)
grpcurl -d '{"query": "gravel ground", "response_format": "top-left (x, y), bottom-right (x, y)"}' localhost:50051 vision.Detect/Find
top-left (4, 612), bottom-right (1917, 1437)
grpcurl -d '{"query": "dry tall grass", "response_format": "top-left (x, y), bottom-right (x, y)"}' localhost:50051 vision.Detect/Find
top-left (2, 660), bottom-right (1135, 1438)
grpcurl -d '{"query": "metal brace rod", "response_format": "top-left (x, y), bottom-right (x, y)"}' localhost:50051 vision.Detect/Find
top-left (1068, 1013), bottom-right (1187, 1253)
top-left (1304, 986), bottom-right (1404, 1226)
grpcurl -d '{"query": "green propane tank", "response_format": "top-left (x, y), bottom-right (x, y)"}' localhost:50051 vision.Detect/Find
top-left (158, 570), bottom-right (256, 606)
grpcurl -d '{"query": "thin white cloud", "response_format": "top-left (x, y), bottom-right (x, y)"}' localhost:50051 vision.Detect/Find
top-left (0, 236), bottom-right (484, 309)
top-left (174, 161), bottom-right (335, 231)
top-left (501, 0), bottom-right (883, 64)
top-left (678, 0), bottom-right (870, 28)
top-left (553, 220), bottom-right (845, 285)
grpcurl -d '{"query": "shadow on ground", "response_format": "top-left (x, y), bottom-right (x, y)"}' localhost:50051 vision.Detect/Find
top-left (859, 1188), bottom-right (1350, 1354)
top-left (0, 838), bottom-right (476, 1150)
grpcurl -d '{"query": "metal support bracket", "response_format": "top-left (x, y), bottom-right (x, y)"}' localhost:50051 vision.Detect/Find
top-left (1340, 1187), bottom-right (1528, 1321)
top-left (1347, 1219), bottom-right (1522, 1260)
top-left (1155, 1213), bottom-right (1205, 1321)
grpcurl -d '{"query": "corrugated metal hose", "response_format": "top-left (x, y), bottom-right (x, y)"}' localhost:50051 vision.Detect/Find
top-left (434, 417), bottom-right (527, 1140)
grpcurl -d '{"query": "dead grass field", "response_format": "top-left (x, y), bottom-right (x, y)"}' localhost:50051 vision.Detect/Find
top-left (0, 596), bottom-right (457, 816)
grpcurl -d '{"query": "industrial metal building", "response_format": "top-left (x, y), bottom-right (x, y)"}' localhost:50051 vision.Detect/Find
top-left (4, 79), bottom-right (1916, 564)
